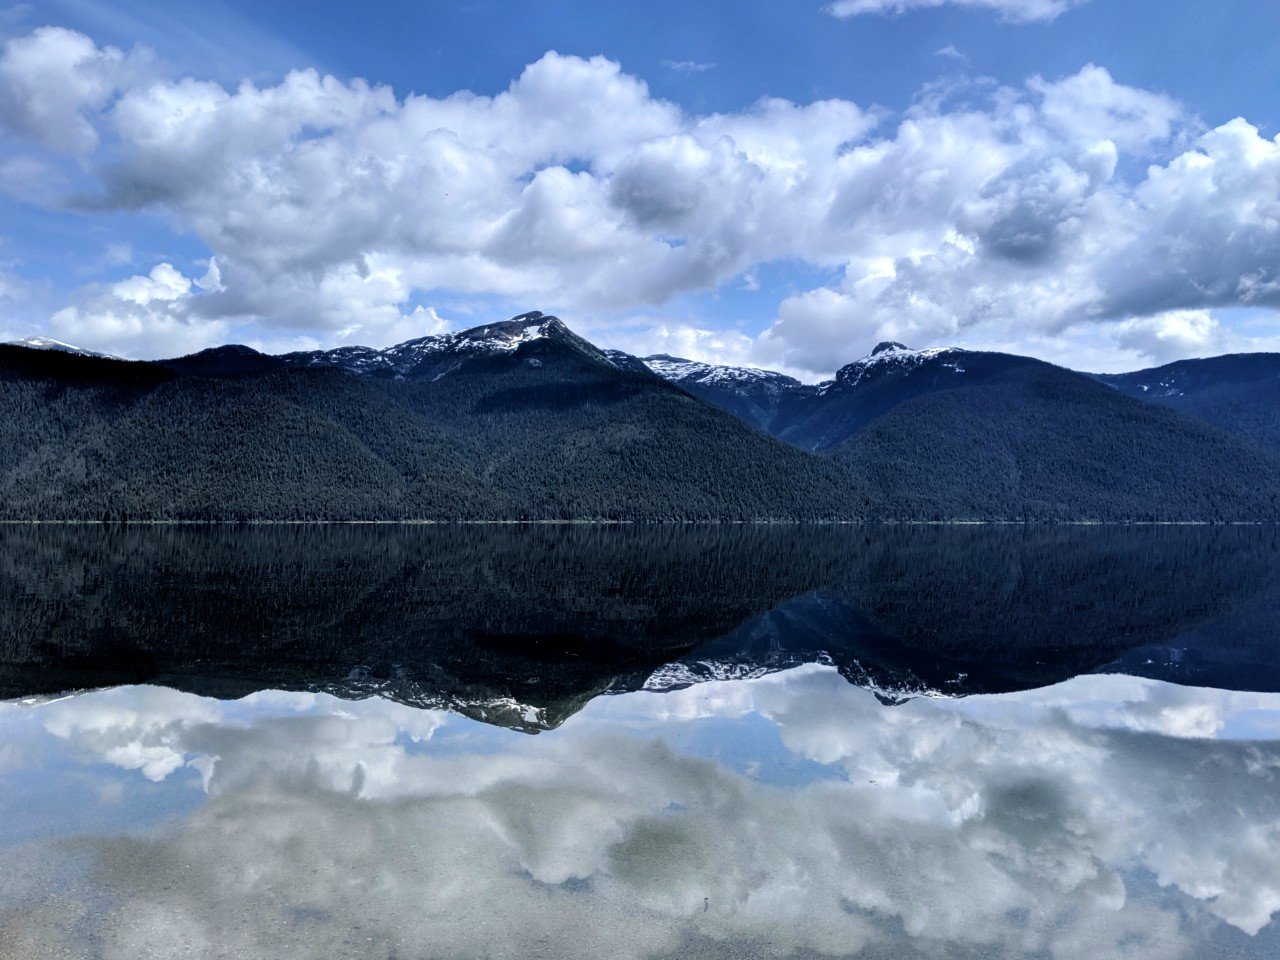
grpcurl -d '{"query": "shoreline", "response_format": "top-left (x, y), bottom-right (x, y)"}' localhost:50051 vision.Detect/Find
top-left (0, 519), bottom-right (1271, 527)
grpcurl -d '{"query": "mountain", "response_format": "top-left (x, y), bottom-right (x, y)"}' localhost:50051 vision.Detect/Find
top-left (639, 342), bottom-right (1280, 460)
top-left (3, 312), bottom-right (1279, 521)
top-left (831, 361), bottom-right (1280, 521)
top-left (281, 311), bottom-right (620, 380)
top-left (1096, 352), bottom-right (1280, 398)
top-left (618, 353), bottom-right (815, 434)
top-left (630, 340), bottom-right (1280, 520)
top-left (0, 314), bottom-right (868, 521)
top-left (160, 344), bottom-right (287, 378)
top-left (630, 341), bottom-right (1045, 452)
top-left (777, 342), bottom-right (1043, 451)
top-left (1096, 353), bottom-right (1280, 450)
top-left (2, 335), bottom-right (112, 358)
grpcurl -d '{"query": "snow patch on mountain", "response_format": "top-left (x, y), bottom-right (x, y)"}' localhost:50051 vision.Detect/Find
top-left (4, 336), bottom-right (112, 358)
top-left (1125, 378), bottom-right (1184, 398)
top-left (284, 311), bottom-right (604, 377)
top-left (639, 354), bottom-right (802, 391)
top-left (642, 657), bottom-right (954, 703)
top-left (387, 312), bottom-right (564, 363)
top-left (821, 342), bottom-right (964, 393)
top-left (643, 660), bottom-right (781, 690)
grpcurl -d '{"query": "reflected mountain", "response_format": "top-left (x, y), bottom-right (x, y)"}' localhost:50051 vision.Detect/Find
top-left (2, 524), bottom-right (1279, 729)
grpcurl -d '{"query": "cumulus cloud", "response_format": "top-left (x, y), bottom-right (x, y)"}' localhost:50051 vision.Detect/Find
top-left (48, 261), bottom-right (230, 358)
top-left (827, 0), bottom-right (1089, 23)
top-left (1028, 63), bottom-right (1183, 149)
top-left (754, 80), bottom-right (1280, 372)
top-left (603, 317), bottom-right (760, 367)
top-left (0, 26), bottom-right (147, 154)
top-left (1111, 309), bottom-right (1223, 364)
top-left (2, 669), bottom-right (1279, 959)
top-left (1, 25), bottom-right (1279, 369)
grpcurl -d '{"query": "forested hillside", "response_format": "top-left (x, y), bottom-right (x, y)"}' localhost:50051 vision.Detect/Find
top-left (1097, 354), bottom-right (1280, 450)
top-left (832, 364), bottom-right (1280, 521)
top-left (777, 346), bottom-right (1044, 452)
top-left (0, 336), bottom-right (872, 521)
top-left (4, 316), bottom-right (1280, 522)
top-left (617, 352), bottom-right (816, 436)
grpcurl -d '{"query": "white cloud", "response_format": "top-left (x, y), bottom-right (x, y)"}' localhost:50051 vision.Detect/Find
top-left (600, 317), bottom-right (759, 367)
top-left (753, 80), bottom-right (1280, 373)
top-left (827, 0), bottom-right (1089, 23)
top-left (663, 59), bottom-right (716, 74)
top-left (49, 261), bottom-right (230, 358)
top-left (1029, 63), bottom-right (1183, 149)
top-left (1, 27), bottom-right (1279, 370)
top-left (0, 26), bottom-right (147, 154)
top-left (1112, 309), bottom-right (1222, 364)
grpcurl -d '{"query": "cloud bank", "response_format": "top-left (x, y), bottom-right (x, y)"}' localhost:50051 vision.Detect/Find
top-left (2, 26), bottom-right (1280, 370)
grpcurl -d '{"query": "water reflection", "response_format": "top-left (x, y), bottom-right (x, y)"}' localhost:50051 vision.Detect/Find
top-left (2, 525), bottom-right (1280, 727)
top-left (1, 668), bottom-right (1277, 959)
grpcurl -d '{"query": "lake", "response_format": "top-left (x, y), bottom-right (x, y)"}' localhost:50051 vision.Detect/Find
top-left (1, 524), bottom-right (1279, 958)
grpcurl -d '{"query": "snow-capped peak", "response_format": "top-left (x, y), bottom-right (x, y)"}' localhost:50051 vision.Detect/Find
top-left (282, 311), bottom-right (607, 378)
top-left (825, 342), bottom-right (964, 390)
top-left (443, 311), bottom-right (569, 352)
top-left (639, 354), bottom-right (801, 390)
top-left (382, 311), bottom-right (600, 367)
top-left (4, 336), bottom-right (111, 358)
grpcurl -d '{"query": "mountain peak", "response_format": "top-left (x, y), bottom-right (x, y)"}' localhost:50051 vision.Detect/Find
top-left (870, 341), bottom-right (909, 356)
top-left (828, 343), bottom-right (964, 392)
top-left (160, 343), bottom-right (285, 378)
top-left (281, 311), bottom-right (609, 379)
top-left (456, 311), bottom-right (567, 345)
top-left (4, 336), bottom-right (110, 358)
top-left (198, 344), bottom-right (266, 357)
top-left (639, 354), bottom-right (803, 390)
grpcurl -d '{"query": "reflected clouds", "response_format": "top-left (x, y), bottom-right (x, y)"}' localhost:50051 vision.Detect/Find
top-left (1, 668), bottom-right (1278, 959)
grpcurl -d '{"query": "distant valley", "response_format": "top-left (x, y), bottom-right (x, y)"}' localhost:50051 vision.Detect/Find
top-left (4, 312), bottom-right (1279, 521)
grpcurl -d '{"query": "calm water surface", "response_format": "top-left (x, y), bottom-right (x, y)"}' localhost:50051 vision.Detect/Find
top-left (1, 525), bottom-right (1278, 958)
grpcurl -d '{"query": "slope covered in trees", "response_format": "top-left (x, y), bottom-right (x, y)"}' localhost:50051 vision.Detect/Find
top-left (0, 335), bottom-right (872, 521)
top-left (4, 315), bottom-right (1280, 521)
top-left (832, 364), bottom-right (1280, 521)
top-left (1096, 353), bottom-right (1280, 450)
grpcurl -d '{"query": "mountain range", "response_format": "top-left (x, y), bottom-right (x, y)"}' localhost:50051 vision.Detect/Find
top-left (3, 311), bottom-right (1279, 521)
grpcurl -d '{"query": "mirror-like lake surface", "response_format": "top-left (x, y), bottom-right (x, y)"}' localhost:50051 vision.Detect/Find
top-left (1, 525), bottom-right (1279, 958)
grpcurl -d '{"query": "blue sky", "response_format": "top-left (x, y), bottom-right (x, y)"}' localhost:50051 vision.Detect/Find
top-left (3, 0), bottom-right (1280, 376)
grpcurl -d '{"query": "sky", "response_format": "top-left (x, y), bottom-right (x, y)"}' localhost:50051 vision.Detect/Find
top-left (2, 0), bottom-right (1280, 377)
